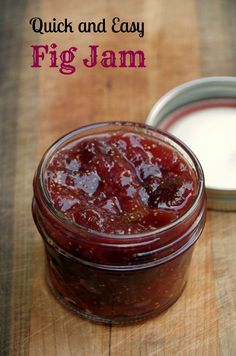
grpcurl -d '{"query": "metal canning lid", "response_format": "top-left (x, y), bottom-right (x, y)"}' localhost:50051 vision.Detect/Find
top-left (146, 76), bottom-right (236, 211)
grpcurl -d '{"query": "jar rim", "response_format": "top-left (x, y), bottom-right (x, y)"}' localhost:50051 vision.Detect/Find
top-left (36, 121), bottom-right (205, 240)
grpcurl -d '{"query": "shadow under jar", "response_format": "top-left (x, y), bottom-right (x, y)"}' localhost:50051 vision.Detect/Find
top-left (32, 121), bottom-right (207, 324)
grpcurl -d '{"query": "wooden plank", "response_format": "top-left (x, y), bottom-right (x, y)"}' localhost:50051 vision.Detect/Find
top-left (0, 1), bottom-right (30, 355)
top-left (150, 0), bottom-right (200, 95)
top-left (197, 0), bottom-right (236, 76)
top-left (9, 7), bottom-right (39, 356)
top-left (210, 212), bottom-right (236, 355)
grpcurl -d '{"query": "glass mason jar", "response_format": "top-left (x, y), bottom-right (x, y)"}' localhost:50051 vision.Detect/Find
top-left (32, 122), bottom-right (207, 324)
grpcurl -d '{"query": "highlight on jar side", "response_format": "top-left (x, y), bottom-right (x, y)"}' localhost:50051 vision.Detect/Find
top-left (32, 121), bottom-right (207, 324)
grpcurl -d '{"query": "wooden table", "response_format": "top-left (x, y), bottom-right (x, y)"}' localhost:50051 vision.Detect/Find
top-left (1, 1), bottom-right (236, 355)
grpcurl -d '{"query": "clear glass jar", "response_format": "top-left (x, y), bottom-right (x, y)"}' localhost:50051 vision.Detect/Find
top-left (32, 122), bottom-right (207, 324)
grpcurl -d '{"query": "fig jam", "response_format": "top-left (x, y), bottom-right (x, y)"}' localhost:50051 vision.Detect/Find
top-left (32, 122), bottom-right (206, 324)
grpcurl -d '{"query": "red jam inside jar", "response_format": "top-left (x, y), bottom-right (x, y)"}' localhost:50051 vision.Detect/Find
top-left (32, 122), bottom-right (206, 324)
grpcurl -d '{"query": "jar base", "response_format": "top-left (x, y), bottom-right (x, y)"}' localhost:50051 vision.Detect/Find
top-left (46, 275), bottom-right (187, 325)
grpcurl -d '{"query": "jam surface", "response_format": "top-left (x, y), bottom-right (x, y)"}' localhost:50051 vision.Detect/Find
top-left (45, 131), bottom-right (197, 234)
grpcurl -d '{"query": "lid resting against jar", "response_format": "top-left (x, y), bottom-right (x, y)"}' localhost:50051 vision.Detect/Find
top-left (146, 76), bottom-right (236, 211)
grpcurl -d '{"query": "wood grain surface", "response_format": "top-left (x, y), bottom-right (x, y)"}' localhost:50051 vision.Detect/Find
top-left (1, 1), bottom-right (236, 355)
